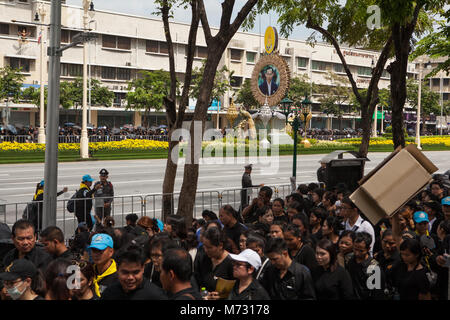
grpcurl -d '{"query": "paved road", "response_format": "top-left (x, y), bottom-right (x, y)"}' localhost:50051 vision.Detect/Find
top-left (0, 151), bottom-right (448, 230)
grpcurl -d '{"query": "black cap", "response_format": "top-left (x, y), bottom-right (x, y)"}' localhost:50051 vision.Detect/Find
top-left (0, 259), bottom-right (37, 281)
top-left (99, 168), bottom-right (109, 176)
top-left (245, 164), bottom-right (253, 169)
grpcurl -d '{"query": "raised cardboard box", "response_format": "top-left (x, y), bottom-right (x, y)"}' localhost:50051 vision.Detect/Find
top-left (350, 144), bottom-right (438, 225)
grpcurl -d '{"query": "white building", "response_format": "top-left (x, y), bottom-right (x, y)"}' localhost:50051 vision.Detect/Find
top-left (0, 0), bottom-right (419, 130)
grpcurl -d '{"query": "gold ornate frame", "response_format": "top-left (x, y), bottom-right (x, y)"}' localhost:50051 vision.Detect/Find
top-left (251, 53), bottom-right (290, 106)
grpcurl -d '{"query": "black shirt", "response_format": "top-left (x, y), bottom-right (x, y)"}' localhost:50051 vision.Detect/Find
top-left (2, 245), bottom-right (52, 272)
top-left (260, 261), bottom-right (316, 300)
top-left (224, 222), bottom-right (247, 250)
top-left (143, 262), bottom-right (162, 288)
top-left (346, 255), bottom-right (386, 300)
top-left (100, 277), bottom-right (168, 300)
top-left (194, 250), bottom-right (235, 293)
top-left (390, 261), bottom-right (431, 300)
top-left (227, 279), bottom-right (270, 300)
top-left (312, 265), bottom-right (354, 300)
top-left (290, 244), bottom-right (319, 277)
top-left (169, 287), bottom-right (202, 300)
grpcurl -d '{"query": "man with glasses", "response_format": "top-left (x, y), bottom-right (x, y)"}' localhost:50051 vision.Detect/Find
top-left (228, 248), bottom-right (270, 300)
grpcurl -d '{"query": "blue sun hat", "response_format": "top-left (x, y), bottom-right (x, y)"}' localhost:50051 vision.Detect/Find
top-left (39, 180), bottom-right (44, 187)
top-left (413, 211), bottom-right (429, 224)
top-left (442, 196), bottom-right (450, 206)
top-left (88, 233), bottom-right (113, 250)
top-left (82, 174), bottom-right (94, 182)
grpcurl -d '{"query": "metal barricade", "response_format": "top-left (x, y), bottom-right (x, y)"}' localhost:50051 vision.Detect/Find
top-left (0, 135), bottom-right (34, 143)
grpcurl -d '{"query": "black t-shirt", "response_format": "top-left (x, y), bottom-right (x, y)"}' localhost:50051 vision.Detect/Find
top-left (224, 222), bottom-right (247, 250)
top-left (390, 261), bottom-right (431, 300)
top-left (169, 287), bottom-right (202, 300)
top-left (227, 279), bottom-right (270, 300)
top-left (143, 262), bottom-right (162, 288)
top-left (100, 278), bottom-right (167, 300)
top-left (312, 265), bottom-right (354, 300)
top-left (194, 251), bottom-right (235, 293)
top-left (290, 244), bottom-right (319, 277)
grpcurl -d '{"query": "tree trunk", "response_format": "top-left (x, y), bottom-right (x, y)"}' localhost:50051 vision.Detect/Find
top-left (176, 53), bottom-right (221, 226)
top-left (389, 57), bottom-right (407, 149)
top-left (162, 139), bottom-right (179, 220)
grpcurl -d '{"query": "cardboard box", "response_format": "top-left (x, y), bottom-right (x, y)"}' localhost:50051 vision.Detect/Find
top-left (350, 144), bottom-right (438, 225)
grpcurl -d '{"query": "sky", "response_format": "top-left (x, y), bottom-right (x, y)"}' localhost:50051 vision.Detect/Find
top-left (65, 0), bottom-right (313, 41)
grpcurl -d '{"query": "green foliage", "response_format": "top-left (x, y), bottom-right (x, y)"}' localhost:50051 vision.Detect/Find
top-left (382, 126), bottom-right (408, 138)
top-left (235, 78), bottom-right (259, 110)
top-left (126, 70), bottom-right (172, 112)
top-left (406, 78), bottom-right (441, 115)
top-left (318, 71), bottom-right (354, 116)
top-left (0, 66), bottom-right (25, 102)
top-left (288, 75), bottom-right (313, 104)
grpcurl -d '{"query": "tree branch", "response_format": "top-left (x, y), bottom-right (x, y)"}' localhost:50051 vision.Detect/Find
top-left (198, 0), bottom-right (212, 46)
top-left (226, 0), bottom-right (258, 41)
top-left (220, 0), bottom-right (235, 32)
top-left (306, 18), bottom-right (363, 106)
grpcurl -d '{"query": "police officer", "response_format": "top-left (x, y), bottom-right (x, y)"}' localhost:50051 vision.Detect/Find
top-left (93, 169), bottom-right (114, 222)
top-left (240, 164), bottom-right (264, 212)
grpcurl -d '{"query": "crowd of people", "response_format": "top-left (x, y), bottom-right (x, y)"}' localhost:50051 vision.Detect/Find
top-left (0, 173), bottom-right (449, 301)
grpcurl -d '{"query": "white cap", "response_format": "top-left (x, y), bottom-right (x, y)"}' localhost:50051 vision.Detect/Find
top-left (229, 249), bottom-right (261, 270)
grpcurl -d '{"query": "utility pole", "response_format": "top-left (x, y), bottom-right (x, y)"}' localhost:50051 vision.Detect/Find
top-left (37, 4), bottom-right (47, 144)
top-left (43, 0), bottom-right (62, 229)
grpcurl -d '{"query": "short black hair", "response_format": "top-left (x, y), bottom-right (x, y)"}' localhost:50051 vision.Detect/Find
top-left (12, 219), bottom-right (35, 237)
top-left (116, 245), bottom-right (146, 267)
top-left (40, 226), bottom-right (65, 243)
top-left (162, 248), bottom-right (192, 282)
top-left (125, 214), bottom-right (139, 224)
top-left (265, 237), bottom-right (288, 255)
top-left (260, 186), bottom-right (273, 199)
top-left (246, 233), bottom-right (266, 251)
top-left (353, 232), bottom-right (372, 250)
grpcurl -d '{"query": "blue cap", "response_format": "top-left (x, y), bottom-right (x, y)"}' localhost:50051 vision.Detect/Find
top-left (156, 219), bottom-right (164, 232)
top-left (88, 233), bottom-right (113, 250)
top-left (39, 180), bottom-right (44, 187)
top-left (413, 211), bottom-right (429, 224)
top-left (442, 196), bottom-right (450, 206)
top-left (82, 174), bottom-right (94, 182)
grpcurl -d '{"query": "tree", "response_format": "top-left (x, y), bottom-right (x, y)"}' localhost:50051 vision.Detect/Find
top-left (0, 66), bottom-right (25, 125)
top-left (406, 78), bottom-right (443, 134)
top-left (235, 78), bottom-right (259, 110)
top-left (381, 0), bottom-right (443, 148)
top-left (288, 74), bottom-right (313, 103)
top-left (410, 7), bottom-right (450, 78)
top-left (259, 0), bottom-right (394, 158)
top-left (126, 70), bottom-right (173, 126)
top-left (174, 0), bottom-right (260, 224)
top-left (317, 72), bottom-right (353, 130)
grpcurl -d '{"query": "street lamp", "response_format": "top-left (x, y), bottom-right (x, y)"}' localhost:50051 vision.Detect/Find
top-left (36, 3), bottom-right (47, 144)
top-left (280, 96), bottom-right (293, 126)
top-left (416, 59), bottom-right (431, 150)
top-left (80, 0), bottom-right (95, 159)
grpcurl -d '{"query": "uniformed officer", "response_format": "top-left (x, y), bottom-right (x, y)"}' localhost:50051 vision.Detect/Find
top-left (93, 169), bottom-right (114, 222)
top-left (240, 164), bottom-right (264, 211)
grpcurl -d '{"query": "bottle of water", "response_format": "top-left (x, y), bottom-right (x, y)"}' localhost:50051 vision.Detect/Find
top-left (200, 287), bottom-right (208, 300)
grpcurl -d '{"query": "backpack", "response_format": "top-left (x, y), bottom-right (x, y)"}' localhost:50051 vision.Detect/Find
top-left (67, 190), bottom-right (81, 213)
top-left (22, 202), bottom-right (38, 221)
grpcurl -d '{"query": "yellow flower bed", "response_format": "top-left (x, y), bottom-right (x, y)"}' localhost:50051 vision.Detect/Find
top-left (337, 136), bottom-right (450, 146)
top-left (0, 140), bottom-right (169, 152)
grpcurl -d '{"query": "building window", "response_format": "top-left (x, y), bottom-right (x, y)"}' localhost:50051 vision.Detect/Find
top-left (334, 63), bottom-right (344, 73)
top-left (443, 93), bottom-right (449, 101)
top-left (102, 67), bottom-right (116, 80)
top-left (117, 37), bottom-right (131, 50)
top-left (146, 40), bottom-right (168, 54)
top-left (297, 57), bottom-right (308, 68)
top-left (357, 66), bottom-right (372, 76)
top-left (231, 76), bottom-right (243, 87)
top-left (312, 60), bottom-right (328, 71)
top-left (0, 23), bottom-right (9, 35)
top-left (117, 68), bottom-right (131, 81)
top-left (61, 29), bottom-right (70, 44)
top-left (102, 35), bottom-right (117, 49)
top-left (230, 49), bottom-right (242, 61)
top-left (381, 69), bottom-right (390, 79)
top-left (196, 46), bottom-right (208, 58)
top-left (60, 63), bottom-right (82, 77)
top-left (246, 52), bottom-right (256, 64)
top-left (9, 58), bottom-right (31, 73)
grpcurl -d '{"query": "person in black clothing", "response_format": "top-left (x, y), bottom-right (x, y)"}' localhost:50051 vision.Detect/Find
top-left (71, 260), bottom-right (98, 300)
top-left (39, 226), bottom-right (78, 261)
top-left (346, 232), bottom-right (386, 300)
top-left (101, 246), bottom-right (167, 300)
top-left (246, 234), bottom-right (271, 281)
top-left (284, 224), bottom-right (318, 276)
top-left (123, 213), bottom-right (139, 234)
top-left (260, 237), bottom-right (316, 300)
top-left (2, 220), bottom-right (52, 273)
top-left (313, 239), bottom-right (354, 300)
top-left (374, 229), bottom-right (400, 296)
top-left (143, 234), bottom-right (179, 288)
top-left (317, 162), bottom-right (328, 185)
top-left (74, 174), bottom-right (100, 231)
top-left (389, 238), bottom-right (432, 300)
top-left (219, 205), bottom-right (247, 252)
top-left (193, 227), bottom-right (235, 299)
top-left (160, 248), bottom-right (202, 300)
top-left (25, 180), bottom-right (68, 233)
top-left (240, 164), bottom-right (264, 212)
top-left (272, 198), bottom-right (288, 224)
top-left (429, 220), bottom-right (450, 300)
top-left (309, 207), bottom-right (327, 244)
top-left (228, 248), bottom-right (270, 300)
top-left (242, 186), bottom-right (273, 224)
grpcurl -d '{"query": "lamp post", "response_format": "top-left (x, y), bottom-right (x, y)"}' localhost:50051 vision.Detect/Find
top-left (416, 59), bottom-right (431, 150)
top-left (80, 0), bottom-right (94, 159)
top-left (36, 4), bottom-right (47, 144)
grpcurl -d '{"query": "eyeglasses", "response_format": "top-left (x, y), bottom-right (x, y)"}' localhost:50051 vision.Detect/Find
top-left (71, 259), bottom-right (89, 269)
